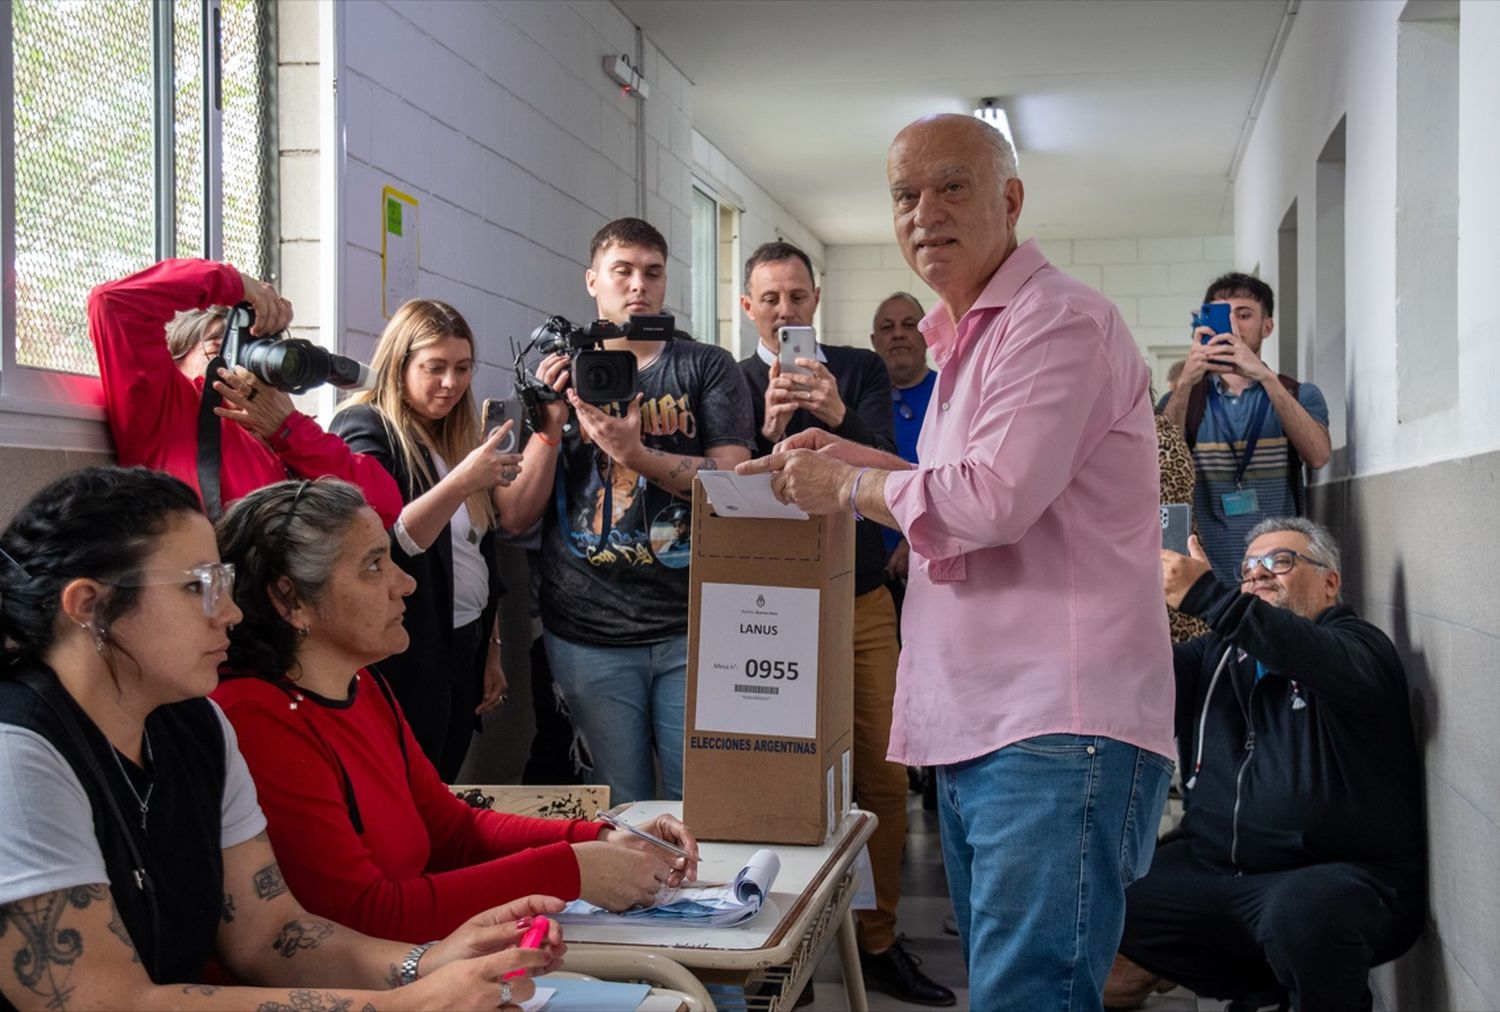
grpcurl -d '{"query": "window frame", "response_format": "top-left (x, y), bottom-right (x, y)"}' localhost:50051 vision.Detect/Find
top-left (689, 175), bottom-right (746, 354)
top-left (0, 0), bottom-right (269, 452)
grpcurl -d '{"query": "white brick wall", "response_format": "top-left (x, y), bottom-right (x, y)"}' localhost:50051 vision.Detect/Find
top-left (337, 0), bottom-right (746, 399)
top-left (821, 234), bottom-right (1233, 391)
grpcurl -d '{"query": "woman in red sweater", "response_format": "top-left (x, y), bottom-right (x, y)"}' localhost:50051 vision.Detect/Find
top-left (212, 478), bottom-right (699, 943)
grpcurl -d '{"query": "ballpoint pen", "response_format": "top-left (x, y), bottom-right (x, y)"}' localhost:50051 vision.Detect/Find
top-left (594, 809), bottom-right (692, 860)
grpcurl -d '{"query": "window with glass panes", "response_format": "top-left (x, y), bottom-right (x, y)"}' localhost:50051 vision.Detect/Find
top-left (6, 0), bottom-right (276, 377)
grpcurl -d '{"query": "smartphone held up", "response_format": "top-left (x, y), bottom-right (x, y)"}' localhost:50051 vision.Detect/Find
top-left (1192, 303), bottom-right (1233, 343)
top-left (777, 325), bottom-right (817, 376)
top-left (481, 397), bottom-right (525, 454)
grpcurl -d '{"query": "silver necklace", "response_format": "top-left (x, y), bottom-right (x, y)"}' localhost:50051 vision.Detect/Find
top-left (109, 730), bottom-right (155, 831)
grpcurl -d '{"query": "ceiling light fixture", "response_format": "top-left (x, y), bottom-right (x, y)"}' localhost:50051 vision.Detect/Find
top-left (973, 98), bottom-right (1016, 152)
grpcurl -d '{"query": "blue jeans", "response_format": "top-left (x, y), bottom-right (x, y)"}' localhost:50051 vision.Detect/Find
top-left (543, 631), bottom-right (687, 805)
top-left (938, 734), bottom-right (1173, 1012)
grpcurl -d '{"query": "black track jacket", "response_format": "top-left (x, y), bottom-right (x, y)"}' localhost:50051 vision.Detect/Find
top-left (1172, 574), bottom-right (1425, 885)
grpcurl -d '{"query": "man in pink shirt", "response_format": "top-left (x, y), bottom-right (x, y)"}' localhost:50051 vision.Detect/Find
top-left (739, 114), bottom-right (1176, 1010)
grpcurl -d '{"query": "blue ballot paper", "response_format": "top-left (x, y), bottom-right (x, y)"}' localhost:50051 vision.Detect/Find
top-left (530, 976), bottom-right (652, 1010)
top-left (555, 848), bottom-right (780, 928)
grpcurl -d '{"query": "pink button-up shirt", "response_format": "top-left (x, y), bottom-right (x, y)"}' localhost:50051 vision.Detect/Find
top-left (883, 240), bottom-right (1175, 765)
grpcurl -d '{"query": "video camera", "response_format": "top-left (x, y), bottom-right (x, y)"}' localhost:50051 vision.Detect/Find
top-left (514, 312), bottom-right (673, 430)
top-left (221, 302), bottom-right (374, 394)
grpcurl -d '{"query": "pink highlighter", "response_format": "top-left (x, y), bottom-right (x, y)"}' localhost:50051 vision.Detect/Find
top-left (502, 915), bottom-right (551, 980)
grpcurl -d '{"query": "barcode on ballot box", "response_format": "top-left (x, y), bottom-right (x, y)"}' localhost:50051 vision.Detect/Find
top-left (735, 684), bottom-right (780, 696)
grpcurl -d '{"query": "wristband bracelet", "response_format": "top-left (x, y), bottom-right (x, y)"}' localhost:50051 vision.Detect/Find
top-left (391, 517), bottom-right (424, 557)
top-left (397, 940), bottom-right (437, 986)
top-left (849, 467), bottom-right (871, 522)
top-left (533, 430), bottom-right (561, 447)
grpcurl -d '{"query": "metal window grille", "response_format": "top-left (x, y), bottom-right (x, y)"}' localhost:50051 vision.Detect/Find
top-left (219, 0), bottom-right (276, 282)
top-left (10, 0), bottom-right (276, 377)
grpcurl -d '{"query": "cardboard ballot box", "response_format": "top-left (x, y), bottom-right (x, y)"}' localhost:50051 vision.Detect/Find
top-left (682, 478), bottom-right (855, 845)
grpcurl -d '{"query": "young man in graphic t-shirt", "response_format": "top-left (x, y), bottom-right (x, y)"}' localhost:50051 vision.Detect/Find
top-left (500, 218), bottom-right (754, 804)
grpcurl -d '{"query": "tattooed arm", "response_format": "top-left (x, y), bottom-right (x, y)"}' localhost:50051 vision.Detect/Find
top-left (214, 833), bottom-right (561, 1001)
top-left (566, 391), bottom-right (753, 498)
top-left (0, 875), bottom-right (552, 1007)
top-left (635, 442), bottom-right (751, 498)
top-left (0, 884), bottom-right (391, 1011)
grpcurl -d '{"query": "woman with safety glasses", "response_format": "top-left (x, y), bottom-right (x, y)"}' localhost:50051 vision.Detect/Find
top-left (211, 477), bottom-right (697, 944)
top-left (0, 466), bottom-right (561, 1011)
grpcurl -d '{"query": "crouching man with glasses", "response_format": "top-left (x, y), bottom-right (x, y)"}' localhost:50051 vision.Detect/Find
top-left (1105, 518), bottom-right (1426, 1012)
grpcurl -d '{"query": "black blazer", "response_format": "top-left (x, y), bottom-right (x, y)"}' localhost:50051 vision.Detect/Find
top-left (738, 344), bottom-right (897, 595)
top-left (329, 404), bottom-right (504, 702)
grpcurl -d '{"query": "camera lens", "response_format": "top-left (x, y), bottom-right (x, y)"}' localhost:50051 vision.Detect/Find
top-left (239, 337), bottom-right (332, 394)
top-left (584, 362), bottom-right (615, 389)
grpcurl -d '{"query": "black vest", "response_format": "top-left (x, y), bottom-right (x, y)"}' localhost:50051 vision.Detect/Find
top-left (0, 666), bottom-right (227, 993)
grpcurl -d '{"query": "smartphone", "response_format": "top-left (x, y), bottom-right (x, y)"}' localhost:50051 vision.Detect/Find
top-left (481, 398), bottom-right (522, 454)
top-left (1161, 503), bottom-right (1191, 555)
top-left (1194, 302), bottom-right (1233, 343)
top-left (777, 325), bottom-right (817, 376)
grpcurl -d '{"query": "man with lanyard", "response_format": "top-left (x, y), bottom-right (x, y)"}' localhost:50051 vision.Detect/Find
top-left (1161, 273), bottom-right (1331, 585)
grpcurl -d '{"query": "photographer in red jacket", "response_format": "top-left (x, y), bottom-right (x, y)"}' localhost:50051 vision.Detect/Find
top-left (88, 259), bottom-right (401, 524)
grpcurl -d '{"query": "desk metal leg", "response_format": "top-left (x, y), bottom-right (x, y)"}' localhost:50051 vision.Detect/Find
top-left (835, 910), bottom-right (869, 1012)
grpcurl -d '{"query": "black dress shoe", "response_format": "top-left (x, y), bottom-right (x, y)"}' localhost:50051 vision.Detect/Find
top-left (860, 935), bottom-right (957, 1007)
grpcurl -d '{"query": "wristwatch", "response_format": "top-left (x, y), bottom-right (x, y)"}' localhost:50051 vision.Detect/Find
top-left (397, 941), bottom-right (437, 986)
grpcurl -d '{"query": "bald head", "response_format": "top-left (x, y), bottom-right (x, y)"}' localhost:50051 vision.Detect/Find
top-left (889, 114), bottom-right (1017, 186)
top-left (886, 114), bottom-right (1025, 319)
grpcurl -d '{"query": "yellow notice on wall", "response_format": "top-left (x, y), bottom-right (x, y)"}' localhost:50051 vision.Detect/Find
top-left (381, 186), bottom-right (419, 319)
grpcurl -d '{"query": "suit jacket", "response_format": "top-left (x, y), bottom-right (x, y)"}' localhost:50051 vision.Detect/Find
top-left (738, 344), bottom-right (897, 595)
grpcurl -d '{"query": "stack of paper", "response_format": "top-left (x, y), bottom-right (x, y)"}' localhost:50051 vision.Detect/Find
top-left (557, 848), bottom-right (780, 928)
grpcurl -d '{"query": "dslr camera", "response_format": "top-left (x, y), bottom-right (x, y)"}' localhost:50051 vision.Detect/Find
top-left (525, 312), bottom-right (674, 405)
top-left (221, 302), bottom-right (373, 394)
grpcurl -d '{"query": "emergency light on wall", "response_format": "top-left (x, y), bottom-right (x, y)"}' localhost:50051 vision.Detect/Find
top-left (604, 53), bottom-right (650, 99)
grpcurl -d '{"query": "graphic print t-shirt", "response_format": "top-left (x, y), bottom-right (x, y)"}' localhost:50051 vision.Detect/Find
top-left (539, 338), bottom-right (754, 645)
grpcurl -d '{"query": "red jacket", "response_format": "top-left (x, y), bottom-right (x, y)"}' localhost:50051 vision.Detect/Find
top-left (213, 673), bottom-right (606, 942)
top-left (88, 259), bottom-right (402, 525)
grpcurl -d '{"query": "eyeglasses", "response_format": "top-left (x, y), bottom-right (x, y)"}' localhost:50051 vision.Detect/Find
top-left (1238, 549), bottom-right (1329, 583)
top-left (109, 563), bottom-right (237, 616)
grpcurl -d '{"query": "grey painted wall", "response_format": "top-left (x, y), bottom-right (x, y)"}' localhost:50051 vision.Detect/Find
top-left (1311, 448), bottom-right (1500, 1010)
top-left (0, 447), bottom-right (114, 525)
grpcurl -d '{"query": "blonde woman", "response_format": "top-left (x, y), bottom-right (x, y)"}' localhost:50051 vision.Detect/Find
top-left (331, 300), bottom-right (522, 779)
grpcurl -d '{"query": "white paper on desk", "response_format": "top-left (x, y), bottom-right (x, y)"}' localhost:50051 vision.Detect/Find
top-left (556, 849), bottom-right (781, 928)
top-left (698, 470), bottom-right (808, 520)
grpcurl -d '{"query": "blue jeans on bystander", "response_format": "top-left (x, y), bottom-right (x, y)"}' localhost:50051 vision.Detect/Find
top-left (543, 631), bottom-right (687, 805)
top-left (938, 734), bottom-right (1173, 1012)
